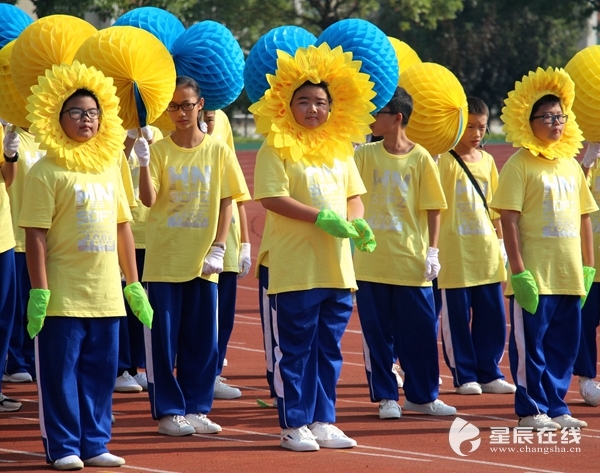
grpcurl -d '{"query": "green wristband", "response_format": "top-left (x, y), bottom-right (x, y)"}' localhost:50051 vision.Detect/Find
top-left (351, 218), bottom-right (377, 253)
top-left (124, 282), bottom-right (153, 329)
top-left (581, 266), bottom-right (596, 308)
top-left (27, 288), bottom-right (51, 338)
top-left (511, 270), bottom-right (539, 314)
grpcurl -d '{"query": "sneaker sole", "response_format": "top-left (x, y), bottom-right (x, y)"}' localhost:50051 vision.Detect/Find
top-left (480, 387), bottom-right (516, 394)
top-left (158, 427), bottom-right (195, 437)
top-left (114, 386), bottom-right (143, 393)
top-left (280, 441), bottom-right (320, 452)
top-left (192, 426), bottom-right (222, 434)
top-left (214, 392), bottom-right (242, 400)
top-left (403, 402), bottom-right (456, 416)
top-left (83, 460), bottom-right (125, 467)
top-left (316, 439), bottom-right (357, 449)
top-left (379, 410), bottom-right (401, 419)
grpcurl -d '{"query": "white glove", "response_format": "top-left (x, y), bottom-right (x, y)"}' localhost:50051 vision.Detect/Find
top-left (199, 121), bottom-right (208, 133)
top-left (582, 142), bottom-right (600, 168)
top-left (238, 243), bottom-right (251, 279)
top-left (0, 117), bottom-right (8, 127)
top-left (127, 126), bottom-right (154, 141)
top-left (423, 247), bottom-right (440, 282)
top-left (133, 137), bottom-right (150, 167)
top-left (3, 129), bottom-right (20, 157)
top-left (498, 238), bottom-right (508, 267)
top-left (202, 245), bottom-right (225, 275)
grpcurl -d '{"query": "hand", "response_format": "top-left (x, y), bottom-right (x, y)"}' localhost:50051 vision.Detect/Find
top-left (582, 142), bottom-right (600, 168)
top-left (27, 289), bottom-right (51, 338)
top-left (351, 218), bottom-right (376, 252)
top-left (127, 126), bottom-right (154, 141)
top-left (133, 137), bottom-right (150, 167)
top-left (0, 117), bottom-right (8, 126)
top-left (315, 209), bottom-right (359, 239)
top-left (3, 129), bottom-right (20, 158)
top-left (498, 238), bottom-right (508, 267)
top-left (423, 247), bottom-right (440, 281)
top-left (124, 282), bottom-right (153, 328)
top-left (202, 245), bottom-right (225, 275)
top-left (238, 242), bottom-right (251, 278)
top-left (511, 270), bottom-right (539, 314)
top-left (581, 266), bottom-right (596, 308)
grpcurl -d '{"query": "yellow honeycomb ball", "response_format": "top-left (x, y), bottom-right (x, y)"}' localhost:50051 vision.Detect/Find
top-left (0, 41), bottom-right (29, 128)
top-left (388, 37), bottom-right (421, 84)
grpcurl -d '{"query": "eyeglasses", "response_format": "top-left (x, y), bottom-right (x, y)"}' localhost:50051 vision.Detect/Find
top-left (373, 110), bottom-right (397, 117)
top-left (530, 113), bottom-right (568, 125)
top-left (61, 108), bottom-right (101, 120)
top-left (166, 102), bottom-right (199, 112)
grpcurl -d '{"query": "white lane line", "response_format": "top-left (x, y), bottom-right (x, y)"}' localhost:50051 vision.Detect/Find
top-left (339, 450), bottom-right (430, 462)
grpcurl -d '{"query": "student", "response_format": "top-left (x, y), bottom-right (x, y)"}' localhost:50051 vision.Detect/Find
top-left (19, 62), bottom-right (152, 469)
top-left (438, 97), bottom-right (515, 395)
top-left (353, 87), bottom-right (456, 420)
top-left (137, 76), bottom-right (248, 437)
top-left (491, 67), bottom-right (597, 430)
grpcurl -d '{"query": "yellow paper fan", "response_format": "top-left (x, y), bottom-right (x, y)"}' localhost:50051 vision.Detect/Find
top-left (10, 15), bottom-right (97, 101)
top-left (501, 66), bottom-right (583, 159)
top-left (565, 46), bottom-right (600, 142)
top-left (399, 62), bottom-right (467, 156)
top-left (388, 37), bottom-right (421, 84)
top-left (151, 110), bottom-right (175, 133)
top-left (75, 26), bottom-right (176, 130)
top-left (0, 41), bottom-right (29, 128)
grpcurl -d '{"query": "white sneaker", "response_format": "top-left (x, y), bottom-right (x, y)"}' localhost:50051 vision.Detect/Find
top-left (403, 399), bottom-right (457, 416)
top-left (111, 413), bottom-right (115, 424)
top-left (379, 399), bottom-right (401, 419)
top-left (2, 372), bottom-right (33, 383)
top-left (579, 377), bottom-right (600, 406)
top-left (309, 422), bottom-right (357, 448)
top-left (392, 363), bottom-right (403, 388)
top-left (214, 376), bottom-right (242, 399)
top-left (480, 378), bottom-right (516, 394)
top-left (280, 426), bottom-right (320, 452)
top-left (552, 414), bottom-right (588, 429)
top-left (223, 358), bottom-right (228, 367)
top-left (518, 414), bottom-right (561, 430)
top-left (158, 415), bottom-right (195, 436)
top-left (133, 372), bottom-right (148, 391)
top-left (0, 393), bottom-right (22, 412)
top-left (114, 371), bottom-right (143, 393)
top-left (273, 397), bottom-right (278, 408)
top-left (52, 455), bottom-right (84, 471)
top-left (456, 382), bottom-right (482, 395)
top-left (185, 413), bottom-right (222, 433)
top-left (83, 452), bottom-right (125, 467)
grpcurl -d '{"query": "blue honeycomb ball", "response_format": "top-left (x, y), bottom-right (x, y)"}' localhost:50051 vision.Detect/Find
top-left (171, 21), bottom-right (244, 111)
top-left (316, 19), bottom-right (398, 112)
top-left (0, 4), bottom-right (33, 48)
top-left (244, 26), bottom-right (317, 103)
top-left (113, 6), bottom-right (185, 53)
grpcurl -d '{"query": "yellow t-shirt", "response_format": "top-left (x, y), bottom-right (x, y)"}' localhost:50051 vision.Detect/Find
top-left (353, 141), bottom-right (447, 286)
top-left (587, 164), bottom-right (600, 282)
top-left (437, 150), bottom-right (506, 288)
top-left (255, 209), bottom-right (272, 277)
top-left (491, 148), bottom-right (598, 296)
top-left (0, 169), bottom-right (15, 254)
top-left (142, 134), bottom-right (249, 283)
top-left (18, 156), bottom-right (132, 317)
top-left (253, 143), bottom-right (366, 294)
top-left (7, 128), bottom-right (45, 252)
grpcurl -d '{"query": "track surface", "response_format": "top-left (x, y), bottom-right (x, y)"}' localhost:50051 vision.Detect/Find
top-left (1, 144), bottom-right (598, 473)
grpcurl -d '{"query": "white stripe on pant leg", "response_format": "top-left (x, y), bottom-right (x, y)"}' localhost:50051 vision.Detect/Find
top-left (272, 295), bottom-right (284, 399)
top-left (440, 289), bottom-right (456, 369)
top-left (143, 324), bottom-right (158, 420)
top-left (261, 282), bottom-right (274, 373)
top-left (34, 337), bottom-right (48, 445)
top-left (513, 302), bottom-right (527, 389)
top-left (358, 316), bottom-right (377, 400)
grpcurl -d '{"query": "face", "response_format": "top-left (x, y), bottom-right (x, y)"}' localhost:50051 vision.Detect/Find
top-left (459, 114), bottom-right (487, 149)
top-left (59, 96), bottom-right (100, 143)
top-left (530, 102), bottom-right (564, 145)
top-left (290, 85), bottom-right (330, 129)
top-left (204, 110), bottom-right (216, 135)
top-left (369, 107), bottom-right (400, 136)
top-left (168, 86), bottom-right (204, 131)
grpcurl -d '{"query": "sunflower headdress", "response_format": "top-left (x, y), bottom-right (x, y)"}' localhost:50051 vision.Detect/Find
top-left (249, 43), bottom-right (376, 167)
top-left (26, 61), bottom-right (124, 173)
top-left (501, 66), bottom-right (583, 159)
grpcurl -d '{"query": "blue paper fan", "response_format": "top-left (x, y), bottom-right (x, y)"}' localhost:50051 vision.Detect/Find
top-left (171, 21), bottom-right (244, 111)
top-left (0, 4), bottom-right (33, 49)
top-left (244, 26), bottom-right (317, 103)
top-left (113, 6), bottom-right (185, 53)
top-left (316, 19), bottom-right (398, 112)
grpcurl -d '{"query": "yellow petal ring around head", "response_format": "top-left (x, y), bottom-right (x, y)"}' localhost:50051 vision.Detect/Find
top-left (10, 15), bottom-right (97, 101)
top-left (249, 43), bottom-right (376, 168)
top-left (75, 26), bottom-right (177, 130)
top-left (501, 66), bottom-right (583, 159)
top-left (565, 46), bottom-right (600, 143)
top-left (399, 62), bottom-right (467, 156)
top-left (0, 41), bottom-right (29, 128)
top-left (26, 61), bottom-right (125, 173)
top-left (388, 37), bottom-right (421, 84)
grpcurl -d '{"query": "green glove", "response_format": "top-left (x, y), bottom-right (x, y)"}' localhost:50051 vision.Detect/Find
top-left (315, 209), bottom-right (359, 239)
top-left (511, 270), bottom-right (539, 314)
top-left (581, 266), bottom-right (596, 308)
top-left (351, 218), bottom-right (377, 252)
top-left (124, 282), bottom-right (153, 329)
top-left (27, 289), bottom-right (51, 338)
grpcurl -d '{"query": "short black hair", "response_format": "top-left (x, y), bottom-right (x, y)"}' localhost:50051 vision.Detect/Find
top-left (530, 94), bottom-right (561, 120)
top-left (176, 76), bottom-right (202, 98)
top-left (291, 80), bottom-right (332, 104)
top-left (467, 97), bottom-right (489, 117)
top-left (61, 88), bottom-right (100, 112)
top-left (385, 87), bottom-right (413, 127)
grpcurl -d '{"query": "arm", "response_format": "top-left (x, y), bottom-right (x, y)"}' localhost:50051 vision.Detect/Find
top-left (0, 161), bottom-right (16, 187)
top-left (427, 209), bottom-right (440, 247)
top-left (238, 201), bottom-right (250, 243)
top-left (138, 165), bottom-right (156, 207)
top-left (500, 209), bottom-right (525, 274)
top-left (215, 197), bottom-right (232, 244)
top-left (347, 195), bottom-right (364, 221)
top-left (261, 196), bottom-right (319, 223)
top-left (493, 217), bottom-right (504, 239)
top-left (25, 228), bottom-right (48, 289)
top-left (117, 222), bottom-right (138, 285)
top-left (581, 214), bottom-right (594, 268)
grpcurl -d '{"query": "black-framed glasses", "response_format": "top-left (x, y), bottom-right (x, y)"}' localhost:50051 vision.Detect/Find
top-left (166, 101), bottom-right (199, 112)
top-left (61, 108), bottom-right (101, 120)
top-left (530, 113), bottom-right (568, 125)
top-left (373, 110), bottom-right (398, 118)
